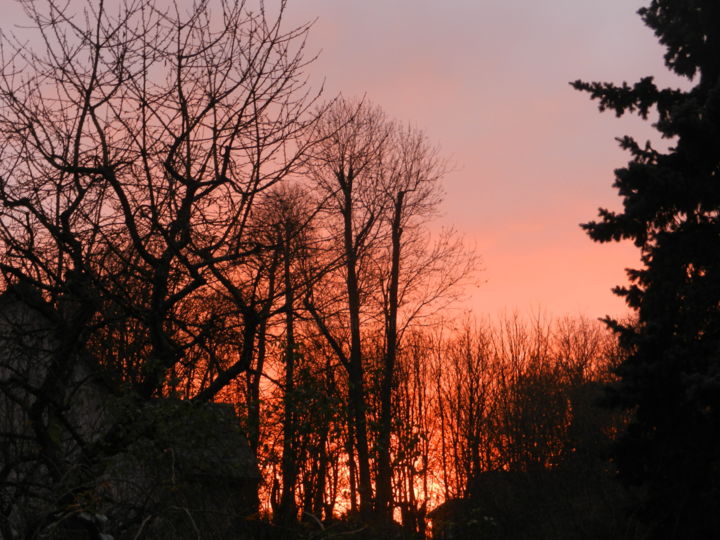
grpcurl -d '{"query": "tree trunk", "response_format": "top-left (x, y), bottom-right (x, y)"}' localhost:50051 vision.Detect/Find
top-left (342, 184), bottom-right (373, 519)
top-left (376, 191), bottom-right (405, 520)
top-left (279, 228), bottom-right (298, 524)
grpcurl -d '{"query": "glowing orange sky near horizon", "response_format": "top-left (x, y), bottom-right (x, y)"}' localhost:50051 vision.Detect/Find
top-left (283, 0), bottom-right (686, 320)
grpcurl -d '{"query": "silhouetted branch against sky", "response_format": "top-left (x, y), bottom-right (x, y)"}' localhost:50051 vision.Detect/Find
top-left (2, 0), bottom-right (690, 318)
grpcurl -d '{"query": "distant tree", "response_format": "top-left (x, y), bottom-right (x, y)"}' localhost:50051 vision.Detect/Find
top-left (253, 183), bottom-right (320, 524)
top-left (304, 98), bottom-right (391, 519)
top-left (573, 1), bottom-right (720, 537)
top-left (304, 98), bottom-right (475, 522)
top-left (373, 124), bottom-right (473, 521)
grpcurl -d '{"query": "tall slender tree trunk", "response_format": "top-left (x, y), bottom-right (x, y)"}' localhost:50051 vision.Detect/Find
top-left (279, 228), bottom-right (298, 524)
top-left (346, 417), bottom-right (359, 515)
top-left (341, 180), bottom-right (373, 519)
top-left (247, 317), bottom-right (266, 454)
top-left (312, 424), bottom-right (330, 519)
top-left (346, 260), bottom-right (373, 518)
top-left (245, 276), bottom-right (277, 454)
top-left (376, 191), bottom-right (405, 520)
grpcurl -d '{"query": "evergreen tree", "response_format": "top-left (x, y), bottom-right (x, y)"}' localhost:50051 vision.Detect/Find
top-left (573, 1), bottom-right (720, 538)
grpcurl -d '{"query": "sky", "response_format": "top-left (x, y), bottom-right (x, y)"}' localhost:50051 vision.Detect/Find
top-left (3, 0), bottom-right (682, 320)
top-left (282, 0), bottom-right (685, 320)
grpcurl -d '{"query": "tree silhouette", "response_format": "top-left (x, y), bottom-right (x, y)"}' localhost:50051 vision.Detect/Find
top-left (0, 1), bottom-right (318, 535)
top-left (0, 0), bottom-right (318, 400)
top-left (573, 1), bottom-right (720, 537)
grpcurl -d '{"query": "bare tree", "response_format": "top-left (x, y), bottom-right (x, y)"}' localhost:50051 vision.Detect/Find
top-left (248, 183), bottom-right (322, 523)
top-left (304, 98), bottom-right (476, 522)
top-left (0, 0), bottom-right (319, 535)
top-left (304, 98), bottom-right (391, 518)
top-left (0, 0), bottom-right (319, 398)
top-left (373, 123), bottom-right (478, 520)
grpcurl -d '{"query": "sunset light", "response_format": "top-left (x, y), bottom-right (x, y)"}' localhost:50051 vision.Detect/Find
top-left (280, 0), bottom-right (688, 320)
top-left (1, 1), bottom-right (718, 539)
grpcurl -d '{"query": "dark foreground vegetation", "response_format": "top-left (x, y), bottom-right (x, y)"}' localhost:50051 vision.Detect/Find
top-left (1, 0), bottom-right (719, 538)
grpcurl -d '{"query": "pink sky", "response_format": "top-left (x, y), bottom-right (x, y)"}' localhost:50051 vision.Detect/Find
top-left (284, 0), bottom-right (686, 319)
top-left (4, 1), bottom-right (680, 319)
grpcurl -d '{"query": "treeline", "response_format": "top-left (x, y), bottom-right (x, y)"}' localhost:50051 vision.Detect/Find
top-left (242, 314), bottom-right (624, 535)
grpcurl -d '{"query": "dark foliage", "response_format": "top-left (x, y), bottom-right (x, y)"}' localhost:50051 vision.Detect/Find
top-left (573, 1), bottom-right (720, 537)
